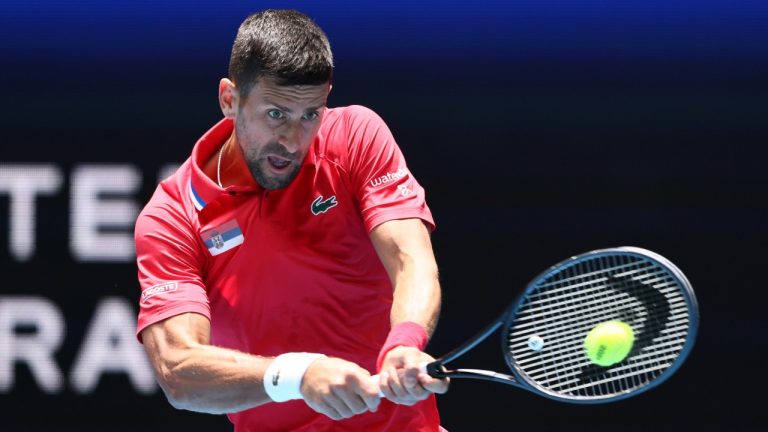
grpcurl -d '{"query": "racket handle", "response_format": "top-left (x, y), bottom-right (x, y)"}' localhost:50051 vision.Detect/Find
top-left (370, 363), bottom-right (428, 398)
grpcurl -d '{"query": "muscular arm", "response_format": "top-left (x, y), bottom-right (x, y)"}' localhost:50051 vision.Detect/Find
top-left (141, 312), bottom-right (270, 414)
top-left (370, 218), bottom-right (448, 402)
top-left (370, 218), bottom-right (441, 333)
top-left (141, 312), bottom-right (380, 418)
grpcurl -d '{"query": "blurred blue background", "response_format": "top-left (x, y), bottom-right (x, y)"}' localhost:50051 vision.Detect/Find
top-left (1, 1), bottom-right (766, 430)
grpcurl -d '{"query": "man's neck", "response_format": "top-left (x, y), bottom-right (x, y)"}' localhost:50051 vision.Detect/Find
top-left (202, 134), bottom-right (257, 188)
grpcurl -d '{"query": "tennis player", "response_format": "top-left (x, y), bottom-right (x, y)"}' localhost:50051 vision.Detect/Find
top-left (134, 9), bottom-right (448, 431)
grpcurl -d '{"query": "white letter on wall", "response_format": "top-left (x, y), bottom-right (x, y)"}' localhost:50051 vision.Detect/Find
top-left (70, 165), bottom-right (140, 262)
top-left (0, 165), bottom-right (63, 261)
top-left (157, 164), bottom-right (181, 183)
top-left (0, 296), bottom-right (65, 393)
top-left (70, 297), bottom-right (157, 394)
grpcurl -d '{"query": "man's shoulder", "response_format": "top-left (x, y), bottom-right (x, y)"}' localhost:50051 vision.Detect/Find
top-left (155, 159), bottom-right (193, 202)
top-left (136, 159), bottom-right (194, 229)
top-left (319, 105), bottom-right (389, 157)
top-left (325, 104), bottom-right (384, 126)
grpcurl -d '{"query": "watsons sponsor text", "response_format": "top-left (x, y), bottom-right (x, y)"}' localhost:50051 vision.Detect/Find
top-left (370, 168), bottom-right (408, 187)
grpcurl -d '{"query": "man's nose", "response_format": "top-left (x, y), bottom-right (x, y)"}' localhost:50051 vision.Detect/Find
top-left (278, 121), bottom-right (302, 152)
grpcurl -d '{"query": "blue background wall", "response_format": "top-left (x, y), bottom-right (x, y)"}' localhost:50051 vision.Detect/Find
top-left (1, 1), bottom-right (766, 430)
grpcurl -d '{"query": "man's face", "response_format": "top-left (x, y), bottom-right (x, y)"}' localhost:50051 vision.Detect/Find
top-left (233, 77), bottom-right (330, 190)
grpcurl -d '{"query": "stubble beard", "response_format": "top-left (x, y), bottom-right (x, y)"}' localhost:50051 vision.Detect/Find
top-left (246, 142), bottom-right (301, 190)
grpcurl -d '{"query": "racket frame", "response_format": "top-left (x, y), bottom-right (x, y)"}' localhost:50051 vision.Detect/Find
top-left (426, 246), bottom-right (699, 403)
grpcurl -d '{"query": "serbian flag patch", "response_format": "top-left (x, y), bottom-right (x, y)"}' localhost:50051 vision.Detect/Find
top-left (200, 219), bottom-right (244, 256)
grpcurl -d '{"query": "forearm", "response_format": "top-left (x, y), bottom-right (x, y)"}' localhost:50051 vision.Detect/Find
top-left (367, 219), bottom-right (450, 400)
top-left (152, 341), bottom-right (272, 414)
top-left (376, 235), bottom-right (449, 400)
top-left (389, 249), bottom-right (441, 336)
top-left (142, 313), bottom-right (274, 414)
top-left (150, 339), bottom-right (381, 420)
top-left (144, 313), bottom-right (380, 420)
top-left (370, 218), bottom-right (442, 337)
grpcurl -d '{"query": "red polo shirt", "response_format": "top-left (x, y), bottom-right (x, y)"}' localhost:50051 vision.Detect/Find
top-left (135, 105), bottom-right (439, 431)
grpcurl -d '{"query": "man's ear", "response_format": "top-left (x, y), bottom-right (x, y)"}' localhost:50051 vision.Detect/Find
top-left (219, 78), bottom-right (239, 119)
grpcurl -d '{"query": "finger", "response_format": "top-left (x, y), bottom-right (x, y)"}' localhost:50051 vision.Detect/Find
top-left (377, 371), bottom-right (396, 400)
top-left (403, 364), bottom-right (426, 388)
top-left (399, 368), bottom-right (429, 400)
top-left (307, 400), bottom-right (344, 421)
top-left (386, 368), bottom-right (412, 400)
top-left (362, 393), bottom-right (380, 412)
top-left (324, 393), bottom-right (356, 419)
top-left (332, 385), bottom-right (370, 416)
top-left (400, 352), bottom-right (431, 395)
top-left (419, 373), bottom-right (450, 394)
top-left (402, 366), bottom-right (420, 389)
top-left (380, 369), bottom-right (413, 403)
top-left (325, 406), bottom-right (344, 421)
top-left (359, 377), bottom-right (381, 412)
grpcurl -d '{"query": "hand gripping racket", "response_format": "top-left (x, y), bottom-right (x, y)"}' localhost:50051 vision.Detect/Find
top-left (381, 247), bottom-right (698, 403)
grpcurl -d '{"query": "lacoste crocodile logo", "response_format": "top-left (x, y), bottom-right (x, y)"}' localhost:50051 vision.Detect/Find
top-left (311, 195), bottom-right (338, 215)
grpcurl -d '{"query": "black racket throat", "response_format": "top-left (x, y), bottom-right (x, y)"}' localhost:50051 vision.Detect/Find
top-left (427, 362), bottom-right (520, 386)
top-left (425, 318), bottom-right (515, 382)
top-left (436, 318), bottom-right (505, 365)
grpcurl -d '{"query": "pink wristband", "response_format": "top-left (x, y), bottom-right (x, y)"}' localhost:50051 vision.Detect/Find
top-left (376, 321), bottom-right (428, 372)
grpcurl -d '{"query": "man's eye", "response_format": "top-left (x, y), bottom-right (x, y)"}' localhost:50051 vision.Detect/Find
top-left (267, 110), bottom-right (284, 119)
top-left (302, 112), bottom-right (319, 121)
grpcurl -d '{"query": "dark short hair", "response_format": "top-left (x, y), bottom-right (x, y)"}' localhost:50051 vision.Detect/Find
top-left (228, 9), bottom-right (334, 99)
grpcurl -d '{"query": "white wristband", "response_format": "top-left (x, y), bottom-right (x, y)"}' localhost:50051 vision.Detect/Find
top-left (263, 353), bottom-right (326, 402)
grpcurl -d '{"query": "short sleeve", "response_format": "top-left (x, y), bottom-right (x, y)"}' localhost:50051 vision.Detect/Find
top-left (344, 106), bottom-right (435, 232)
top-left (134, 186), bottom-right (211, 341)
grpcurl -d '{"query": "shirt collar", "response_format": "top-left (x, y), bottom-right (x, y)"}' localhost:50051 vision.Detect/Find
top-left (188, 117), bottom-right (320, 212)
top-left (189, 118), bottom-right (256, 211)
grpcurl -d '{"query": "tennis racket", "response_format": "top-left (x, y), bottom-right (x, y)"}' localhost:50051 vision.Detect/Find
top-left (380, 247), bottom-right (698, 403)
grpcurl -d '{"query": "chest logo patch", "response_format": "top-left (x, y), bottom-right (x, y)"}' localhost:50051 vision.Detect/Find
top-left (311, 195), bottom-right (338, 215)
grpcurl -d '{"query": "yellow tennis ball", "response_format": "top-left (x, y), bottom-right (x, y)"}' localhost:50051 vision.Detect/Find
top-left (583, 321), bottom-right (634, 367)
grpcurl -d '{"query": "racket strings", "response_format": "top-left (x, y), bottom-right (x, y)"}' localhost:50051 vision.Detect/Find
top-left (511, 314), bottom-right (690, 367)
top-left (518, 331), bottom-right (689, 385)
top-left (512, 281), bottom-right (682, 333)
top-left (507, 253), bottom-right (693, 400)
top-left (509, 283), bottom-right (689, 358)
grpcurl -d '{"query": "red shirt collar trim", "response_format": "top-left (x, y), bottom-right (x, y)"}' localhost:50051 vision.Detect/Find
top-left (188, 117), bottom-right (320, 211)
top-left (189, 118), bottom-right (257, 210)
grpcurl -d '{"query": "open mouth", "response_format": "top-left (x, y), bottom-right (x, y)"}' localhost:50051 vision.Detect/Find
top-left (267, 155), bottom-right (291, 170)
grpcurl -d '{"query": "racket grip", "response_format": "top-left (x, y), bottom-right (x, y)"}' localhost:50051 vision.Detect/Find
top-left (370, 363), bottom-right (428, 398)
